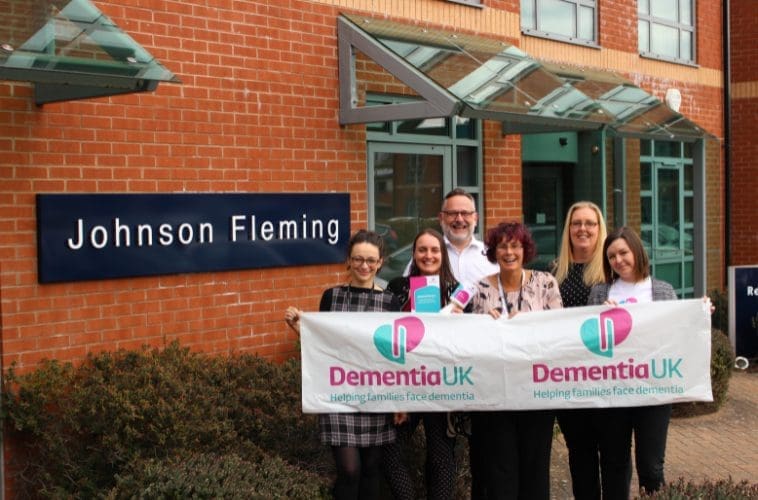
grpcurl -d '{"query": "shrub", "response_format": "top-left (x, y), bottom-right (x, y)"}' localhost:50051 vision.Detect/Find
top-left (106, 449), bottom-right (328, 499)
top-left (708, 288), bottom-right (728, 333)
top-left (639, 477), bottom-right (758, 499)
top-left (1, 343), bottom-right (331, 498)
top-left (672, 328), bottom-right (734, 418)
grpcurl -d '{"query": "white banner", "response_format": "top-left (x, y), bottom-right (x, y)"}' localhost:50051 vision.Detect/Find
top-left (300, 299), bottom-right (713, 413)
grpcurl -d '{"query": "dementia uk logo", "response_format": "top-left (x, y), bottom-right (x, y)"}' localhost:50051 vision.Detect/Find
top-left (580, 308), bottom-right (633, 358)
top-left (373, 316), bottom-right (425, 364)
top-left (328, 316), bottom-right (474, 387)
top-left (533, 307), bottom-right (683, 383)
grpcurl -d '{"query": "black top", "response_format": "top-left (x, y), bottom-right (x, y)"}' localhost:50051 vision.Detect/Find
top-left (319, 284), bottom-right (400, 313)
top-left (559, 262), bottom-right (591, 308)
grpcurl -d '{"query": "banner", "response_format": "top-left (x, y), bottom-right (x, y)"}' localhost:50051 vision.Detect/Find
top-left (300, 299), bottom-right (713, 412)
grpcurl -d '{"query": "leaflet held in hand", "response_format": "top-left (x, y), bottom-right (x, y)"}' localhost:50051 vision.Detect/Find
top-left (410, 275), bottom-right (441, 312)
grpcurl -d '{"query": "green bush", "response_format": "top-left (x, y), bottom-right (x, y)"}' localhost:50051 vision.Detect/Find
top-left (708, 288), bottom-right (728, 333)
top-left (1, 343), bottom-right (331, 498)
top-left (672, 328), bottom-right (734, 418)
top-left (2, 340), bottom-right (747, 498)
top-left (107, 450), bottom-right (328, 499)
top-left (639, 477), bottom-right (758, 499)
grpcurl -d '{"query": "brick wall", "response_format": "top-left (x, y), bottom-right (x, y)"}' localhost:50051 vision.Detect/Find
top-left (0, 0), bottom-right (727, 376)
top-left (730, 0), bottom-right (758, 83)
top-left (0, 0), bottom-right (373, 370)
top-left (599, 0), bottom-right (639, 52)
top-left (0, 0), bottom-right (528, 373)
top-left (729, 0), bottom-right (758, 265)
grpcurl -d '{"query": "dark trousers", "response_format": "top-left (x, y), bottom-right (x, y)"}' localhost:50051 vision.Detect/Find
top-left (594, 404), bottom-right (672, 499)
top-left (594, 408), bottom-right (633, 500)
top-left (471, 410), bottom-right (554, 500)
top-left (632, 404), bottom-right (671, 494)
top-left (382, 413), bottom-right (457, 500)
top-left (468, 421), bottom-right (488, 499)
top-left (557, 409), bottom-right (601, 500)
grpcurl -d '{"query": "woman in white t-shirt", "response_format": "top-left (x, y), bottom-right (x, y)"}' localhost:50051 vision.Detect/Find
top-left (587, 226), bottom-right (677, 499)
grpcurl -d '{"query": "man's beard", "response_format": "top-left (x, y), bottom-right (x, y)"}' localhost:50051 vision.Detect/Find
top-left (444, 225), bottom-right (472, 245)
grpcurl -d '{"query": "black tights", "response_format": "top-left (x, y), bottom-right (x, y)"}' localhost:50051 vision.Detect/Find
top-left (382, 414), bottom-right (457, 500)
top-left (332, 445), bottom-right (382, 500)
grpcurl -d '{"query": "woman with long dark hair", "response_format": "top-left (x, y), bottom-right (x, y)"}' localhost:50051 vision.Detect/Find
top-left (382, 228), bottom-right (461, 500)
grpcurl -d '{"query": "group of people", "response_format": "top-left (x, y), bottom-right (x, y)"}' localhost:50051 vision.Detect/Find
top-left (284, 189), bottom-right (688, 500)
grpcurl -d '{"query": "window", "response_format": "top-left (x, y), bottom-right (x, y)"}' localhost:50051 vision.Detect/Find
top-left (638, 0), bottom-right (695, 64)
top-left (367, 97), bottom-right (483, 282)
top-left (521, 0), bottom-right (597, 45)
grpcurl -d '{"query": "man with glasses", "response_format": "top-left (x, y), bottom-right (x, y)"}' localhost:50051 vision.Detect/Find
top-left (437, 188), bottom-right (498, 499)
top-left (403, 188), bottom-right (498, 286)
top-left (437, 188), bottom-right (499, 286)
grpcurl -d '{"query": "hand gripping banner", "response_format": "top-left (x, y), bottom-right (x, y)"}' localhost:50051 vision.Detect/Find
top-left (300, 299), bottom-right (713, 413)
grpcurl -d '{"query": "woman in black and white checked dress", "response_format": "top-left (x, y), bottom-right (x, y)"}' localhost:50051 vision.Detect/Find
top-left (285, 229), bottom-right (400, 499)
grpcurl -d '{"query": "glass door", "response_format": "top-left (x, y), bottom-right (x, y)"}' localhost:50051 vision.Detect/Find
top-left (640, 153), bottom-right (694, 297)
top-left (522, 164), bottom-right (566, 271)
top-left (368, 143), bottom-right (451, 280)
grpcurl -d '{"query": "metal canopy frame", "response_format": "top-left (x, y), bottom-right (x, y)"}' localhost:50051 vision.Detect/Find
top-left (0, 0), bottom-right (179, 105)
top-left (338, 14), bottom-right (712, 142)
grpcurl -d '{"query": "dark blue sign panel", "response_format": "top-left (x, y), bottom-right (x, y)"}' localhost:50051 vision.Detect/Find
top-left (728, 265), bottom-right (758, 359)
top-left (37, 193), bottom-right (350, 283)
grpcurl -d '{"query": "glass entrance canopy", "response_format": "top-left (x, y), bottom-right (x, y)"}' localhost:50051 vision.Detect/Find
top-left (338, 14), bottom-right (710, 141)
top-left (0, 0), bottom-right (179, 105)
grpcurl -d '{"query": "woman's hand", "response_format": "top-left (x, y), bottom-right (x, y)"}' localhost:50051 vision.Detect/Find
top-left (702, 296), bottom-right (715, 315)
top-left (284, 306), bottom-right (302, 333)
top-left (394, 412), bottom-right (409, 425)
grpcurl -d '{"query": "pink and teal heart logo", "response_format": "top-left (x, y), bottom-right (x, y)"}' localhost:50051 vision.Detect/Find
top-left (373, 316), bottom-right (425, 364)
top-left (580, 308), bottom-right (633, 358)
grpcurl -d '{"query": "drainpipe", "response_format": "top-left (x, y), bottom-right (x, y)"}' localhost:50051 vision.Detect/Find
top-left (723, 0), bottom-right (731, 283)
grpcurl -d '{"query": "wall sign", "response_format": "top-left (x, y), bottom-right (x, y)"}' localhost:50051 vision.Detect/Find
top-left (728, 265), bottom-right (758, 359)
top-left (37, 193), bottom-right (350, 283)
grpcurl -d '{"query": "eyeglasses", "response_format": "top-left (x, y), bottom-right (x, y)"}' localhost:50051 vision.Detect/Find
top-left (350, 256), bottom-right (380, 267)
top-left (496, 242), bottom-right (523, 251)
top-left (570, 220), bottom-right (599, 229)
top-left (442, 210), bottom-right (476, 219)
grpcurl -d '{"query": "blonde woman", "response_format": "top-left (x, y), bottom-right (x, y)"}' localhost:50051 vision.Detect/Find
top-left (553, 201), bottom-right (608, 500)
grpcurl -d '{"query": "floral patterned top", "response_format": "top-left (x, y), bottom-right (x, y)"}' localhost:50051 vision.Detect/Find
top-left (471, 269), bottom-right (563, 315)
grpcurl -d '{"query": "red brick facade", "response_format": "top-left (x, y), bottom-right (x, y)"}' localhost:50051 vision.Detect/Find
top-left (0, 1), bottom-right (736, 495)
top-left (729, 0), bottom-right (758, 265)
top-left (0, 1), bottom-right (726, 370)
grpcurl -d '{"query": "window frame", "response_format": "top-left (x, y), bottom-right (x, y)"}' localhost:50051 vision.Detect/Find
top-left (445, 0), bottom-right (484, 7)
top-left (366, 96), bottom-right (485, 280)
top-left (638, 0), bottom-right (697, 65)
top-left (521, 0), bottom-right (599, 48)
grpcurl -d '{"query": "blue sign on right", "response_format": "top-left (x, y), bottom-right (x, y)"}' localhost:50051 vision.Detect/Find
top-left (728, 266), bottom-right (758, 359)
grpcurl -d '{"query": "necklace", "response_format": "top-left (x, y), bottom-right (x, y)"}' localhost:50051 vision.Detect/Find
top-left (497, 270), bottom-right (524, 315)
